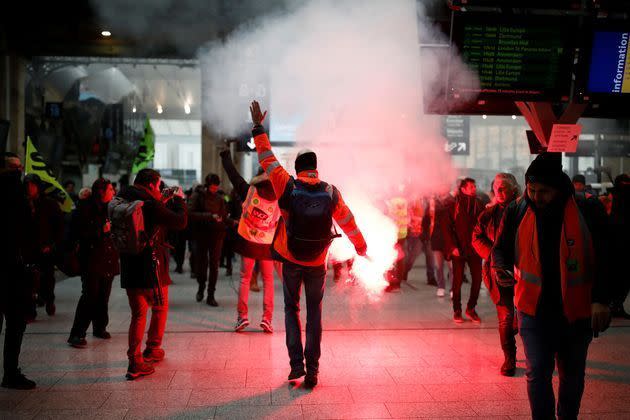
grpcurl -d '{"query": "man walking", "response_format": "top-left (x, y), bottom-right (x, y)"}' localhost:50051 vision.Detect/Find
top-left (250, 101), bottom-right (367, 388)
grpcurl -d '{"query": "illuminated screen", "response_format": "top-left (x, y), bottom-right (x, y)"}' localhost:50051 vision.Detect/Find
top-left (587, 31), bottom-right (630, 94)
top-left (451, 15), bottom-right (574, 99)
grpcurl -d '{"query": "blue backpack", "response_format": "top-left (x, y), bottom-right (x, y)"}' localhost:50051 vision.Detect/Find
top-left (281, 179), bottom-right (341, 261)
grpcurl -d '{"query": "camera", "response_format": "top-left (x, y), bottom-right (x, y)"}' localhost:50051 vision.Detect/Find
top-left (161, 186), bottom-right (180, 199)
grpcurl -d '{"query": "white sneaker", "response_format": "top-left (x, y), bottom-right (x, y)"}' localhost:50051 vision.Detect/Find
top-left (436, 288), bottom-right (445, 297)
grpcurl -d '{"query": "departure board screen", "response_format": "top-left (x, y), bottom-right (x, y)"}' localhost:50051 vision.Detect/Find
top-left (450, 15), bottom-right (574, 99)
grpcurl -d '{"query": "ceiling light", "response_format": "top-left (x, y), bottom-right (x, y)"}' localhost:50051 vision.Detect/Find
top-left (157, 104), bottom-right (163, 114)
top-left (132, 106), bottom-right (136, 113)
top-left (482, 114), bottom-right (487, 119)
top-left (101, 30), bottom-right (112, 37)
top-left (184, 103), bottom-right (191, 114)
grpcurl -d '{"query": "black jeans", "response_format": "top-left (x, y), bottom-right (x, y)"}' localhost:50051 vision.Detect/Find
top-left (405, 236), bottom-right (436, 282)
top-left (282, 261), bottom-right (326, 374)
top-left (196, 234), bottom-right (225, 297)
top-left (0, 267), bottom-right (28, 378)
top-left (451, 254), bottom-right (482, 312)
top-left (519, 311), bottom-right (592, 420)
top-left (496, 303), bottom-right (517, 358)
top-left (172, 232), bottom-right (186, 270)
top-left (38, 256), bottom-right (56, 304)
top-left (70, 274), bottom-right (114, 338)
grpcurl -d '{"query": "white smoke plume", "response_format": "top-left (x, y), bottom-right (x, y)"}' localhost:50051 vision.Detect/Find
top-left (199, 0), bottom-right (478, 298)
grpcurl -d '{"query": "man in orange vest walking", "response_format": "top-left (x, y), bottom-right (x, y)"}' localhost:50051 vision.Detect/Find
top-left (492, 153), bottom-right (611, 420)
top-left (249, 100), bottom-right (367, 388)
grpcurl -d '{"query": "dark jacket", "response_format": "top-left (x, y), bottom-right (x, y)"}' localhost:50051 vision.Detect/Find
top-left (472, 202), bottom-right (510, 305)
top-left (118, 186), bottom-right (187, 289)
top-left (29, 195), bottom-right (65, 258)
top-left (442, 193), bottom-right (483, 259)
top-left (428, 197), bottom-right (450, 253)
top-left (188, 186), bottom-right (228, 239)
top-left (0, 170), bottom-right (36, 311)
top-left (492, 177), bottom-right (611, 319)
top-left (73, 197), bottom-right (120, 278)
top-left (221, 152), bottom-right (277, 260)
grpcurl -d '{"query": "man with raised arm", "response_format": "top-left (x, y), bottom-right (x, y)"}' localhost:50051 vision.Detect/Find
top-left (249, 100), bottom-right (367, 388)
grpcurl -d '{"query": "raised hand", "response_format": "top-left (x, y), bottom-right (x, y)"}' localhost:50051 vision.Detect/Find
top-left (250, 100), bottom-right (267, 125)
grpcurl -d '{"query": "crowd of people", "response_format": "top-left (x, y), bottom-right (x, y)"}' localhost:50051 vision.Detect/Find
top-left (1, 100), bottom-right (629, 419)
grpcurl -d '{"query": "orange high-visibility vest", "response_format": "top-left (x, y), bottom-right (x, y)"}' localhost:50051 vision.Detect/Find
top-left (238, 186), bottom-right (280, 245)
top-left (388, 197), bottom-right (409, 240)
top-left (514, 198), bottom-right (595, 322)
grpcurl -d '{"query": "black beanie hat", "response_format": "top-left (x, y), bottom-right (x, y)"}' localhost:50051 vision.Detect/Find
top-left (205, 173), bottom-right (220, 186)
top-left (525, 153), bottom-right (565, 189)
top-left (572, 174), bottom-right (586, 184)
top-left (295, 150), bottom-right (317, 173)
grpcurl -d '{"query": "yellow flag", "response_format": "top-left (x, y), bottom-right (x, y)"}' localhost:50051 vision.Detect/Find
top-left (25, 137), bottom-right (73, 213)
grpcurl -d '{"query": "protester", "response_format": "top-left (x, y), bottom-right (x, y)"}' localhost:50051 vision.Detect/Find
top-left (67, 178), bottom-right (119, 348)
top-left (429, 194), bottom-right (453, 297)
top-left (221, 188), bottom-right (242, 277)
top-left (220, 150), bottom-right (281, 333)
top-left (405, 196), bottom-right (437, 286)
top-left (385, 189), bottom-right (409, 292)
top-left (443, 178), bottom-right (484, 323)
top-left (250, 100), bottom-right (367, 388)
top-left (63, 179), bottom-right (79, 203)
top-left (492, 153), bottom-right (611, 419)
top-left (0, 153), bottom-right (36, 389)
top-left (472, 173), bottom-right (520, 376)
top-left (189, 173), bottom-right (228, 306)
top-left (114, 169), bottom-right (187, 380)
top-left (24, 174), bottom-right (64, 317)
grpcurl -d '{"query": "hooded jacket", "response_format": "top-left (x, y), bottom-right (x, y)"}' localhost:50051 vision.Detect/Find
top-left (221, 151), bottom-right (277, 260)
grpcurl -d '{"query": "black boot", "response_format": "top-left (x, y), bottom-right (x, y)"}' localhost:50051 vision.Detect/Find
top-left (1, 369), bottom-right (36, 390)
top-left (500, 352), bottom-right (516, 376)
top-left (195, 285), bottom-right (204, 302)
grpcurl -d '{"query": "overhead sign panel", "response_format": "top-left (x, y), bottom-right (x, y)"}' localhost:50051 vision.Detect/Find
top-left (587, 31), bottom-right (630, 94)
top-left (450, 14), bottom-right (575, 101)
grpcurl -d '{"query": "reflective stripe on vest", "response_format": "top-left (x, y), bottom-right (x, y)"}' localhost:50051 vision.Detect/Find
top-left (514, 198), bottom-right (594, 322)
top-left (237, 186), bottom-right (281, 245)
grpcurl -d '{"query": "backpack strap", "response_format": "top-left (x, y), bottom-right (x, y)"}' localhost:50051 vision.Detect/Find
top-left (278, 177), bottom-right (295, 211)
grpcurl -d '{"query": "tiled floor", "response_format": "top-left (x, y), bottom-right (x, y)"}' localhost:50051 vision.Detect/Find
top-left (2, 262), bottom-right (630, 419)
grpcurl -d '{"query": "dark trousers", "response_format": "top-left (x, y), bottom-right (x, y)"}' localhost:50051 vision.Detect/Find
top-left (519, 311), bottom-right (592, 420)
top-left (70, 274), bottom-right (114, 338)
top-left (283, 261), bottom-right (326, 374)
top-left (173, 233), bottom-right (186, 270)
top-left (451, 254), bottom-right (482, 312)
top-left (389, 239), bottom-right (406, 285)
top-left (0, 307), bottom-right (26, 378)
top-left (405, 236), bottom-right (436, 282)
top-left (221, 233), bottom-right (235, 272)
top-left (496, 303), bottom-right (517, 358)
top-left (196, 235), bottom-right (225, 297)
top-left (38, 257), bottom-right (56, 304)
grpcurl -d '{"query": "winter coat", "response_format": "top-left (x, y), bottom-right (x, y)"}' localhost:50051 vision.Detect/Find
top-left (221, 151), bottom-right (276, 260)
top-left (442, 193), bottom-right (483, 259)
top-left (0, 169), bottom-right (36, 313)
top-left (29, 195), bottom-right (65, 258)
top-left (188, 187), bottom-right (228, 240)
top-left (73, 197), bottom-right (120, 278)
top-left (492, 176), bottom-right (611, 319)
top-left (118, 186), bottom-right (187, 289)
top-left (429, 197), bottom-right (452, 253)
top-left (472, 202), bottom-right (509, 305)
